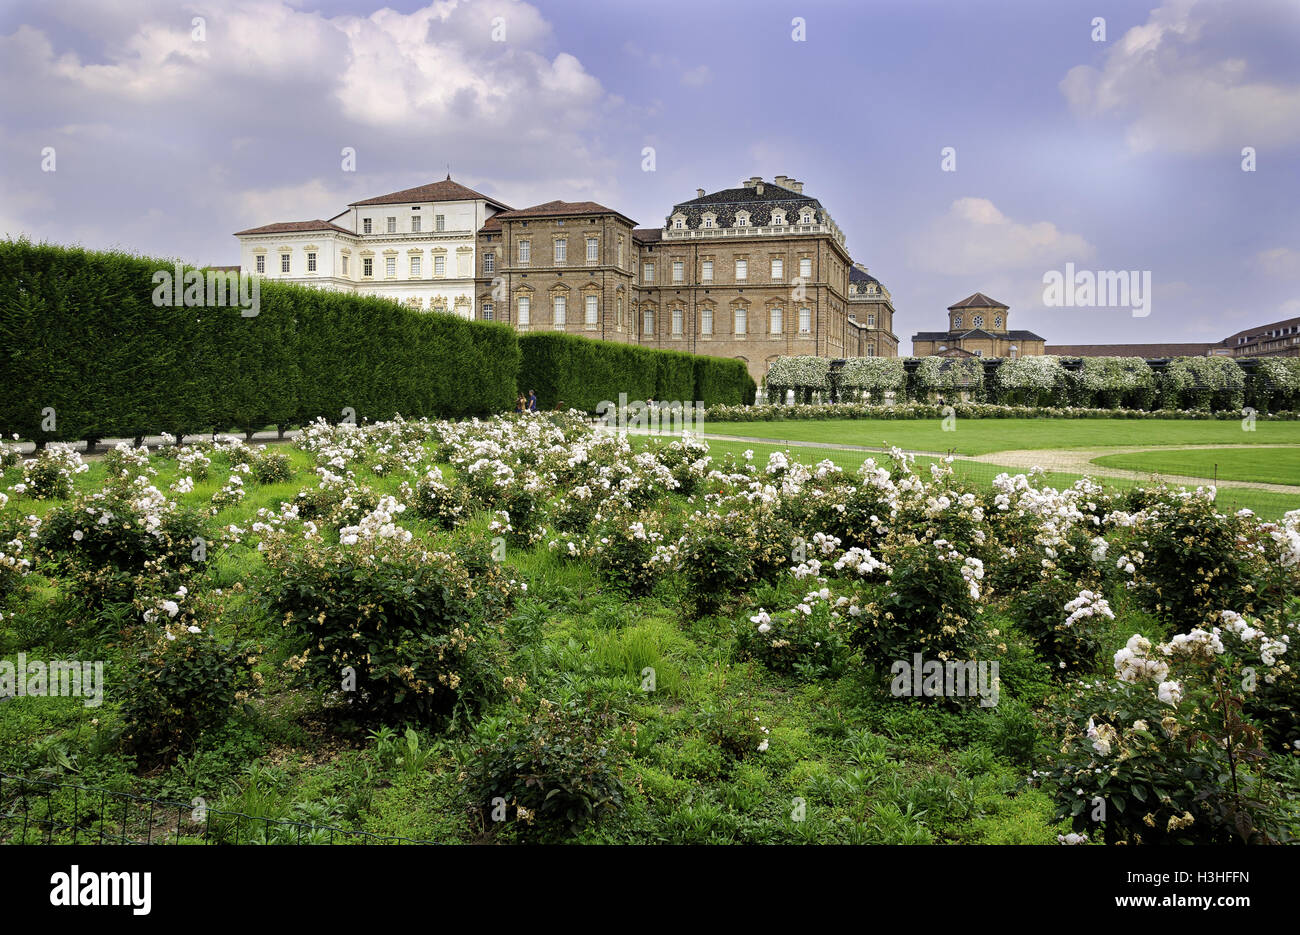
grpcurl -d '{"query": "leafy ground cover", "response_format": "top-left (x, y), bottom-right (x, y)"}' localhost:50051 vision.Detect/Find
top-left (2, 418), bottom-right (1297, 845)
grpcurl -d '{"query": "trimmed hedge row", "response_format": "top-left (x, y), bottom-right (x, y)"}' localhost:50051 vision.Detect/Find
top-left (517, 332), bottom-right (754, 411)
top-left (0, 241), bottom-right (752, 443)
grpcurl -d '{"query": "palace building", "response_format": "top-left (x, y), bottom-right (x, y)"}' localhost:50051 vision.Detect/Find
top-left (233, 173), bottom-right (901, 384)
top-left (911, 293), bottom-right (1046, 358)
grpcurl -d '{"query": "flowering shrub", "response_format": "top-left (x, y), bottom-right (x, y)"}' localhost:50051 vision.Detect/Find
top-left (248, 450), bottom-right (293, 484)
top-left (15, 443), bottom-right (89, 499)
top-left (992, 356), bottom-right (1067, 406)
top-left (586, 511), bottom-right (667, 598)
top-left (1161, 357), bottom-right (1245, 411)
top-left (1248, 357), bottom-right (1300, 413)
top-left (739, 595), bottom-right (851, 679)
top-left (1040, 621), bottom-right (1298, 844)
top-left (465, 698), bottom-right (624, 841)
top-left (266, 533), bottom-right (513, 725)
top-left (1075, 357), bottom-right (1156, 409)
top-left (1012, 580), bottom-right (1114, 675)
top-left (913, 356), bottom-right (984, 399)
top-left (835, 357), bottom-right (906, 403)
top-left (410, 468), bottom-right (472, 529)
top-left (103, 442), bottom-right (154, 478)
top-left (120, 623), bottom-right (260, 762)
top-left (766, 356), bottom-right (830, 403)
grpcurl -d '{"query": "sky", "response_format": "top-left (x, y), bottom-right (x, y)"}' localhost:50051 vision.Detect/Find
top-left (1, 0), bottom-right (1298, 348)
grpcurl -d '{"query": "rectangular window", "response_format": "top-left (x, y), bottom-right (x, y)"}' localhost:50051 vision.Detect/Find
top-left (585, 295), bottom-right (598, 325)
top-left (484, 252), bottom-right (495, 273)
top-left (672, 308), bottom-right (683, 336)
top-left (411, 216), bottom-right (421, 233)
top-left (387, 217), bottom-right (396, 233)
top-left (586, 238), bottom-right (598, 263)
top-left (643, 261), bottom-right (655, 283)
top-left (385, 257), bottom-right (396, 278)
top-left (771, 258), bottom-right (783, 279)
top-left (306, 252), bottom-right (317, 272)
top-left (435, 214), bottom-right (445, 232)
top-left (280, 254), bottom-right (290, 273)
top-left (554, 239), bottom-right (566, 264)
top-left (341, 255), bottom-right (348, 275)
top-left (673, 260), bottom-right (684, 283)
top-left (617, 295), bottom-right (623, 329)
top-left (255, 254), bottom-right (265, 274)
top-left (735, 259), bottom-right (747, 280)
top-left (643, 309), bottom-right (654, 334)
top-left (867, 314), bottom-right (875, 327)
top-left (701, 260), bottom-right (713, 282)
top-left (799, 307), bottom-right (811, 333)
top-left (519, 240), bottom-right (530, 264)
top-left (483, 302), bottom-right (494, 321)
top-left (799, 257), bottom-right (812, 279)
top-left (410, 255), bottom-right (421, 277)
top-left (617, 238), bottom-right (624, 267)
top-left (553, 295), bottom-right (566, 325)
top-left (734, 307), bottom-right (747, 335)
top-left (701, 307), bottom-right (713, 335)
top-left (434, 255), bottom-right (445, 276)
top-left (363, 257), bottom-right (373, 277)
top-left (518, 296), bottom-right (531, 325)
top-left (362, 218), bottom-right (372, 234)
top-left (770, 307), bottom-right (783, 334)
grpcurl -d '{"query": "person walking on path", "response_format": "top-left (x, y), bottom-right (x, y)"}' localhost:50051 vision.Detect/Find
top-left (528, 390), bottom-right (538, 412)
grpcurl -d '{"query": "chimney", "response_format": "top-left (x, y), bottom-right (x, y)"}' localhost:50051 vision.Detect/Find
top-left (773, 175), bottom-right (789, 188)
top-left (788, 180), bottom-right (803, 193)
top-left (743, 176), bottom-right (762, 189)
top-left (755, 182), bottom-right (764, 195)
top-left (696, 188), bottom-right (705, 198)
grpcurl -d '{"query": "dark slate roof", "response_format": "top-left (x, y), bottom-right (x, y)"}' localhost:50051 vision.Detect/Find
top-left (849, 266), bottom-right (879, 285)
top-left (496, 200), bottom-right (636, 226)
top-left (632, 228), bottom-right (663, 243)
top-left (233, 219), bottom-right (353, 236)
top-left (667, 182), bottom-right (824, 229)
top-left (912, 331), bottom-right (955, 341)
top-left (350, 177), bottom-right (511, 209)
top-left (1047, 343), bottom-right (1214, 358)
top-left (1216, 316), bottom-right (1300, 347)
top-left (1007, 329), bottom-right (1045, 341)
top-left (947, 292), bottom-right (1008, 310)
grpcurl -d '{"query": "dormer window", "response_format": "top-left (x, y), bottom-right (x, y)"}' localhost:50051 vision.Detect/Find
top-left (671, 212), bottom-right (687, 230)
top-left (800, 210), bottom-right (814, 224)
top-left (771, 209), bottom-right (786, 225)
top-left (702, 212), bottom-right (716, 229)
top-left (734, 211), bottom-right (750, 227)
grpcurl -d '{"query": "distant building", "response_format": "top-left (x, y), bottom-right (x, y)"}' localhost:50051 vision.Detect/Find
top-left (911, 292), bottom-right (1046, 358)
top-left (1213, 316), bottom-right (1300, 358)
top-left (1046, 342), bottom-right (1214, 358)
top-left (846, 264), bottom-right (899, 357)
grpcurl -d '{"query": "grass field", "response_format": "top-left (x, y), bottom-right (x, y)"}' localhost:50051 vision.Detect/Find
top-left (661, 436), bottom-right (1300, 520)
top-left (1092, 447), bottom-right (1300, 487)
top-left (702, 418), bottom-right (1300, 456)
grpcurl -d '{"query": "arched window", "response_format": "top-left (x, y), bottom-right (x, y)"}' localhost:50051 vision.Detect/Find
top-left (953, 315), bottom-right (962, 328)
top-left (973, 315), bottom-right (983, 328)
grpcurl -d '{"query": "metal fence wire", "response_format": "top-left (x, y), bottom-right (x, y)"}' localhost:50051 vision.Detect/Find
top-left (0, 773), bottom-right (436, 845)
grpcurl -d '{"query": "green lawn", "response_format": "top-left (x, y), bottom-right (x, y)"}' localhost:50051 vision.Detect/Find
top-left (1092, 446), bottom-right (1300, 487)
top-left (701, 418), bottom-right (1300, 456)
top-left (645, 436), bottom-right (1300, 520)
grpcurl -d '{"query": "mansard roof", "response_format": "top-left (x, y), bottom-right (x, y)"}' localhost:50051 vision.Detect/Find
top-left (668, 182), bottom-right (826, 229)
top-left (495, 200), bottom-right (636, 226)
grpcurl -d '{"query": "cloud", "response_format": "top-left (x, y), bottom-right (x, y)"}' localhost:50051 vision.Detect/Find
top-left (1253, 246), bottom-right (1300, 278)
top-left (1060, 0), bottom-right (1300, 154)
top-left (680, 65), bottom-right (712, 87)
top-left (0, 0), bottom-right (621, 261)
top-left (908, 197), bottom-right (1095, 276)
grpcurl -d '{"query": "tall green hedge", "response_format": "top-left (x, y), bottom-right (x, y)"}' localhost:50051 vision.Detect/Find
top-left (518, 332), bottom-right (753, 411)
top-left (0, 240), bottom-right (515, 442)
top-left (1, 240), bottom-right (755, 441)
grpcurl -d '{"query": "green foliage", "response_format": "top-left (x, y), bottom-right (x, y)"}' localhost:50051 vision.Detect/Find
top-left (466, 699), bottom-right (624, 840)
top-left (120, 625), bottom-right (259, 763)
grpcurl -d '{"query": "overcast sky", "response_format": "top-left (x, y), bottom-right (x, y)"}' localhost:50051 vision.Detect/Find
top-left (2, 0), bottom-right (1298, 346)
